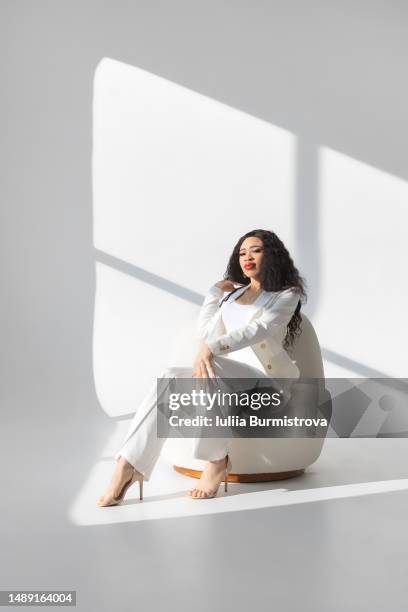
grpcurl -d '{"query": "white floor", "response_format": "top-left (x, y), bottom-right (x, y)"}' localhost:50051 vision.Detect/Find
top-left (2, 390), bottom-right (408, 612)
top-left (72, 433), bottom-right (408, 527)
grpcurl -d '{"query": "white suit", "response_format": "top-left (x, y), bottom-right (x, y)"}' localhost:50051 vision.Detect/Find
top-left (197, 283), bottom-right (301, 379)
top-left (114, 283), bottom-right (301, 480)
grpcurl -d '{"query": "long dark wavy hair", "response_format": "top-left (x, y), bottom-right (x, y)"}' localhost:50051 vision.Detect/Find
top-left (222, 229), bottom-right (307, 350)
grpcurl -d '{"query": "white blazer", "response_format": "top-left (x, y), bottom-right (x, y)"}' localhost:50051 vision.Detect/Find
top-left (196, 284), bottom-right (301, 380)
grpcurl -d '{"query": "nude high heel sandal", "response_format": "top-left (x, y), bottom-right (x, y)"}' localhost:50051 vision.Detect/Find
top-left (97, 469), bottom-right (144, 507)
top-left (190, 454), bottom-right (232, 500)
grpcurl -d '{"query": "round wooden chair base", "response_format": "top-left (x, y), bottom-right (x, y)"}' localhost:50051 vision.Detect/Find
top-left (173, 465), bottom-right (305, 483)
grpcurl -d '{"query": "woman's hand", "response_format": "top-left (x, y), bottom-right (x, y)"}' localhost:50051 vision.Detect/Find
top-left (215, 279), bottom-right (245, 292)
top-left (192, 342), bottom-right (216, 379)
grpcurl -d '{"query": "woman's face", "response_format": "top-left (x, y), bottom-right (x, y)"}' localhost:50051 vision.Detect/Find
top-left (238, 237), bottom-right (264, 280)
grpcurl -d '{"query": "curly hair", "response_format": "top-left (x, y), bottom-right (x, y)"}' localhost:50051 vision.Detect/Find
top-left (223, 229), bottom-right (307, 350)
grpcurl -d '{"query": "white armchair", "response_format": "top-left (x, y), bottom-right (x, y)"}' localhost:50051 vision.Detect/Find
top-left (162, 313), bottom-right (331, 482)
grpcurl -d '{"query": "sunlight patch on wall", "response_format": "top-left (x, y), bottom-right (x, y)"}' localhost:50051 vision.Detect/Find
top-left (92, 57), bottom-right (296, 294)
top-left (317, 147), bottom-right (408, 377)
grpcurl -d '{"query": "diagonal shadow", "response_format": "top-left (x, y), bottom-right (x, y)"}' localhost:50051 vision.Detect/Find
top-left (95, 248), bottom-right (203, 305)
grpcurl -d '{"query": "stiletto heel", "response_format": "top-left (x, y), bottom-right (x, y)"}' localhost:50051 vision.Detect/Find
top-left (224, 454), bottom-right (232, 493)
top-left (97, 469), bottom-right (144, 507)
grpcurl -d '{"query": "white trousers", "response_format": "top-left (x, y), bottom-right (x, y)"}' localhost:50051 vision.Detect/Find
top-left (114, 355), bottom-right (271, 480)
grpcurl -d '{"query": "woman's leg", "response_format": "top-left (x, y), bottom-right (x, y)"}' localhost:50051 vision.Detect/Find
top-left (190, 355), bottom-right (269, 462)
top-left (101, 356), bottom-right (269, 500)
top-left (98, 365), bottom-right (194, 504)
top-left (116, 356), bottom-right (268, 476)
top-left (114, 365), bottom-right (194, 481)
top-left (188, 355), bottom-right (270, 497)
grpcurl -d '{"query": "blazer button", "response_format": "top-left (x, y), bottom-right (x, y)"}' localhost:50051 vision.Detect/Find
top-left (260, 342), bottom-right (266, 348)
top-left (267, 364), bottom-right (272, 369)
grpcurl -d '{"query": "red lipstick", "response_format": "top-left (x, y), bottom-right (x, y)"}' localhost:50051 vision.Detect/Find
top-left (244, 263), bottom-right (255, 269)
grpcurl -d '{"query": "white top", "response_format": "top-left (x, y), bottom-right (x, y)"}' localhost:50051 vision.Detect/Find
top-left (220, 290), bottom-right (270, 370)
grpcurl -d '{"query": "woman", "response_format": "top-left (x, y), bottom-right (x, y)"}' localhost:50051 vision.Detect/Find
top-left (97, 228), bottom-right (306, 505)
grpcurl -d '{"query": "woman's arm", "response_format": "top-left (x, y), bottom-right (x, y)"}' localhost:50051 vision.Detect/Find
top-left (195, 284), bottom-right (225, 341)
top-left (206, 287), bottom-right (301, 356)
top-left (192, 284), bottom-right (224, 378)
top-left (193, 280), bottom-right (246, 377)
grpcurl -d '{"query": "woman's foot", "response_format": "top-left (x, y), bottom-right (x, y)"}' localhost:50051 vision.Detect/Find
top-left (97, 456), bottom-right (143, 506)
top-left (187, 456), bottom-right (228, 499)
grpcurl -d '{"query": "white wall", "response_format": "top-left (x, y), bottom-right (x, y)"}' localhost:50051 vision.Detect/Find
top-left (2, 0), bottom-right (407, 416)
